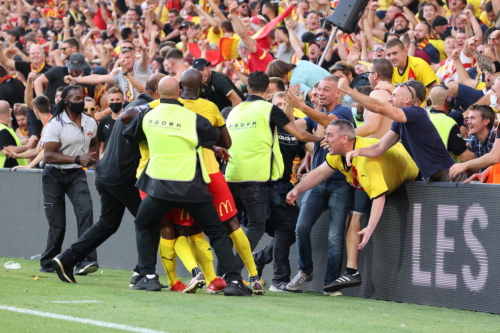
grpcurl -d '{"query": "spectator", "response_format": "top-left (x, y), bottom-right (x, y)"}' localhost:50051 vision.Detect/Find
top-left (466, 105), bottom-right (496, 162)
top-left (97, 87), bottom-right (124, 157)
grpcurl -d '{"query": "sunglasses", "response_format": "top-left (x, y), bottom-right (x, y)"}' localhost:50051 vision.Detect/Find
top-left (398, 82), bottom-right (415, 100)
top-left (59, 47), bottom-right (68, 52)
top-left (316, 37), bottom-right (326, 41)
top-left (373, 47), bottom-right (385, 52)
top-left (84, 107), bottom-right (96, 113)
top-left (366, 71), bottom-right (376, 75)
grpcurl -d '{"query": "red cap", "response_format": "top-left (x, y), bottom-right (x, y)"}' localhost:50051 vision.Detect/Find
top-left (394, 13), bottom-right (408, 21)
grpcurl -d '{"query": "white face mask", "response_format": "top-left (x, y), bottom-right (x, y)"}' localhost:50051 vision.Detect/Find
top-left (351, 106), bottom-right (358, 116)
top-left (490, 94), bottom-right (498, 108)
top-left (60, 53), bottom-right (67, 61)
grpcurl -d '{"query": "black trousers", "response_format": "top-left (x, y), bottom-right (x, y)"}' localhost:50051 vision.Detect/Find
top-left (228, 182), bottom-right (268, 273)
top-left (40, 166), bottom-right (96, 269)
top-left (254, 182), bottom-right (299, 284)
top-left (62, 179), bottom-right (142, 265)
top-left (135, 195), bottom-right (242, 281)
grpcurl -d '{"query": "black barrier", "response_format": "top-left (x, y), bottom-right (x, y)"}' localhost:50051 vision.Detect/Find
top-left (343, 182), bottom-right (500, 314)
top-left (1, 169), bottom-right (499, 313)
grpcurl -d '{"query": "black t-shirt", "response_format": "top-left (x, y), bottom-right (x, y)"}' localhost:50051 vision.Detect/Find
top-left (95, 94), bottom-right (153, 186)
top-left (15, 61), bottom-right (52, 85)
top-left (43, 66), bottom-right (93, 104)
top-left (200, 71), bottom-right (245, 111)
top-left (0, 126), bottom-right (18, 168)
top-left (0, 77), bottom-right (25, 130)
top-left (277, 126), bottom-right (305, 183)
top-left (97, 115), bottom-right (116, 148)
top-left (162, 24), bottom-right (181, 44)
top-left (391, 106), bottom-right (455, 179)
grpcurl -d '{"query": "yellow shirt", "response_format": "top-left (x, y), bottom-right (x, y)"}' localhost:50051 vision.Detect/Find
top-left (206, 27), bottom-right (223, 46)
top-left (325, 137), bottom-right (419, 199)
top-left (392, 56), bottom-right (440, 88)
top-left (179, 97), bottom-right (225, 174)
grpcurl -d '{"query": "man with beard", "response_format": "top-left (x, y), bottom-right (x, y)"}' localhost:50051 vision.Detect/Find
top-left (385, 38), bottom-right (439, 90)
top-left (413, 22), bottom-right (441, 69)
top-left (372, 12), bottom-right (409, 42)
top-left (193, 58), bottom-right (244, 110)
top-left (374, 4), bottom-right (403, 31)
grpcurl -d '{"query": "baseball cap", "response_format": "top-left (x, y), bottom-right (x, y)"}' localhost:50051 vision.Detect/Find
top-left (301, 32), bottom-right (316, 44)
top-left (397, 80), bottom-right (426, 102)
top-left (192, 58), bottom-right (211, 70)
top-left (432, 16), bottom-right (448, 28)
top-left (66, 53), bottom-right (89, 71)
top-left (29, 18), bottom-right (40, 24)
top-left (394, 13), bottom-right (409, 21)
top-left (179, 22), bottom-right (190, 29)
top-left (91, 66), bottom-right (108, 75)
top-left (6, 29), bottom-right (21, 40)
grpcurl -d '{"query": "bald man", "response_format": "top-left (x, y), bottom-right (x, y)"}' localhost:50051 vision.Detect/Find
top-left (427, 84), bottom-right (475, 162)
top-left (52, 74), bottom-right (166, 284)
top-left (122, 76), bottom-right (252, 296)
top-left (0, 101), bottom-right (27, 168)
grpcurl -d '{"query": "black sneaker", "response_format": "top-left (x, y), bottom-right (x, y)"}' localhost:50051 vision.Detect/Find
top-left (52, 255), bottom-right (76, 283)
top-left (224, 281), bottom-right (253, 297)
top-left (130, 275), bottom-right (162, 291)
top-left (129, 273), bottom-right (144, 287)
top-left (323, 271), bottom-right (361, 293)
top-left (75, 260), bottom-right (99, 276)
top-left (39, 266), bottom-right (55, 273)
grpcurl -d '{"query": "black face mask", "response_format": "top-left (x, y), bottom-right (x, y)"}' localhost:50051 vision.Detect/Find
top-left (109, 102), bottom-right (123, 113)
top-left (67, 101), bottom-right (85, 114)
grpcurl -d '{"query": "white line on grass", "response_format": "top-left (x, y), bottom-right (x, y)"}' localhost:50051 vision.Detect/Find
top-left (49, 301), bottom-right (102, 303)
top-left (0, 305), bottom-right (168, 333)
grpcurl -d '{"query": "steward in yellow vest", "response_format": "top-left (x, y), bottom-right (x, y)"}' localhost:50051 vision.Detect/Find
top-left (427, 85), bottom-right (475, 163)
top-left (122, 76), bottom-right (247, 295)
top-left (0, 123), bottom-right (28, 168)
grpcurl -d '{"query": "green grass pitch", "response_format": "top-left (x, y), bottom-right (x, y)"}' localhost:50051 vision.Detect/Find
top-left (0, 257), bottom-right (499, 333)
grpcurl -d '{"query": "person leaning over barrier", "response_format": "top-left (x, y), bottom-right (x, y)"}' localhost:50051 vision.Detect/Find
top-left (337, 78), bottom-right (468, 182)
top-left (286, 119), bottom-right (419, 293)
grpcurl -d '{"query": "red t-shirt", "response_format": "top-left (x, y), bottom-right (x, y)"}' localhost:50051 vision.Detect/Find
top-left (93, 7), bottom-right (111, 30)
top-left (247, 43), bottom-right (273, 73)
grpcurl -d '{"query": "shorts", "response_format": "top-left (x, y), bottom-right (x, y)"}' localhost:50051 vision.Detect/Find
top-left (138, 171), bottom-right (238, 226)
top-left (350, 189), bottom-right (371, 216)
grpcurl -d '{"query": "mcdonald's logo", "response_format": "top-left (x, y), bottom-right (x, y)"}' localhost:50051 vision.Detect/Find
top-left (179, 209), bottom-right (191, 221)
top-left (219, 200), bottom-right (234, 216)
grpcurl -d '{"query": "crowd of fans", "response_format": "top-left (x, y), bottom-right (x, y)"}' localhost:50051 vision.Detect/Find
top-left (2, 0), bottom-right (500, 294)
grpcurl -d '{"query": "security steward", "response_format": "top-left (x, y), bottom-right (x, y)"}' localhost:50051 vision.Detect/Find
top-left (51, 74), bottom-right (165, 284)
top-left (40, 85), bottom-right (99, 275)
top-left (0, 101), bottom-right (28, 168)
top-left (225, 71), bottom-right (322, 275)
top-left (427, 84), bottom-right (475, 162)
top-left (123, 76), bottom-right (250, 296)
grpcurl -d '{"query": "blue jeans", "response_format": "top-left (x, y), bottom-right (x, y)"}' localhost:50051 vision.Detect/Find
top-left (295, 178), bottom-right (353, 285)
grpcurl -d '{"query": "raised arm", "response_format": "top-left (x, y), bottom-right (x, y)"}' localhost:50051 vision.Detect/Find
top-left (34, 74), bottom-right (48, 97)
top-left (338, 78), bottom-right (408, 123)
top-left (0, 47), bottom-right (15, 69)
top-left (346, 130), bottom-right (401, 165)
top-left (284, 88), bottom-right (337, 127)
top-left (228, 1), bottom-right (256, 53)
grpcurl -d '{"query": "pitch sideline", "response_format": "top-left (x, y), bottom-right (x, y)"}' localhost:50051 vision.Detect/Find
top-left (0, 304), bottom-right (169, 333)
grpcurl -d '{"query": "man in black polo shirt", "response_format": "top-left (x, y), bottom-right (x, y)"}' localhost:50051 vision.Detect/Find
top-left (193, 58), bottom-right (244, 110)
top-left (52, 73), bottom-right (165, 284)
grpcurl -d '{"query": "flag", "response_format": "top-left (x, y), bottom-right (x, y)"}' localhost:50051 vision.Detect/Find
top-left (251, 4), bottom-right (296, 50)
top-left (188, 43), bottom-right (220, 64)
